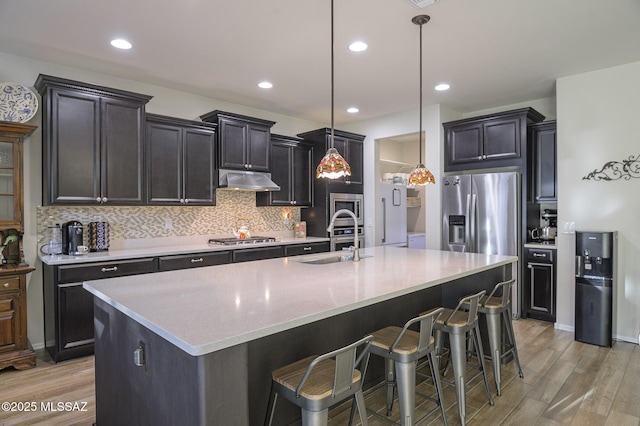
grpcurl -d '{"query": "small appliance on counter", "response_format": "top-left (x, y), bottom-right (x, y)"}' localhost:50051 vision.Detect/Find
top-left (88, 221), bottom-right (110, 252)
top-left (61, 220), bottom-right (84, 255)
top-left (40, 224), bottom-right (62, 255)
top-left (529, 208), bottom-right (557, 244)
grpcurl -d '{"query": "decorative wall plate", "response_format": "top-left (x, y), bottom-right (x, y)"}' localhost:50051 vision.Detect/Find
top-left (0, 82), bottom-right (39, 123)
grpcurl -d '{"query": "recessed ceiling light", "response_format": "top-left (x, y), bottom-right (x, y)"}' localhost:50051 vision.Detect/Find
top-left (348, 41), bottom-right (368, 52)
top-left (347, 107), bottom-right (359, 114)
top-left (110, 39), bottom-right (132, 50)
top-left (435, 83), bottom-right (450, 91)
top-left (258, 81), bottom-right (273, 89)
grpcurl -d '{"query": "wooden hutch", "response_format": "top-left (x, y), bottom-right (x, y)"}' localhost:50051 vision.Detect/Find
top-left (0, 121), bottom-right (36, 371)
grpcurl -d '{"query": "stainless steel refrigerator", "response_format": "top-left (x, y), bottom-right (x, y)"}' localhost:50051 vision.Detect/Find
top-left (441, 172), bottom-right (520, 312)
top-left (380, 183), bottom-right (407, 246)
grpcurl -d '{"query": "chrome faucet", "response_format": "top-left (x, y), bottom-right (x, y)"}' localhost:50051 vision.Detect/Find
top-left (327, 209), bottom-right (360, 262)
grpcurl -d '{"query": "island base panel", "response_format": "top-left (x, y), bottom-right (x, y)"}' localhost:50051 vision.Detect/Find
top-left (94, 298), bottom-right (249, 426)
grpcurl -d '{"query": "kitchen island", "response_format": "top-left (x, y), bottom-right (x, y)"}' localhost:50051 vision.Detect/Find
top-left (84, 246), bottom-right (517, 425)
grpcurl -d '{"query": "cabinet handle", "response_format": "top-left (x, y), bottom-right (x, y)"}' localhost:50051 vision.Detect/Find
top-left (184, 199), bottom-right (189, 204)
top-left (102, 197), bottom-right (108, 203)
top-left (96, 197), bottom-right (102, 202)
top-left (293, 201), bottom-right (297, 205)
top-left (133, 344), bottom-right (145, 367)
top-left (101, 266), bottom-right (118, 272)
top-left (533, 253), bottom-right (546, 258)
top-left (2, 282), bottom-right (9, 288)
top-left (248, 164), bottom-right (252, 169)
top-left (191, 258), bottom-right (204, 263)
top-left (180, 199), bottom-right (185, 204)
top-left (303, 247), bottom-right (312, 251)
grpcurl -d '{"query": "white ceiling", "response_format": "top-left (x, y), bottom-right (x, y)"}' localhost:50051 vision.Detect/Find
top-left (1, 0), bottom-right (639, 125)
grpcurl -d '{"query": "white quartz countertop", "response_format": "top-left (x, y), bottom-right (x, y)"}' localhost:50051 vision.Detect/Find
top-left (39, 236), bottom-right (330, 266)
top-left (83, 246), bottom-right (516, 356)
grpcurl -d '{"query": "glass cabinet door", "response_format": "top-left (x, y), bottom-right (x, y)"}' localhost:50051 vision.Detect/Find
top-left (0, 141), bottom-right (18, 227)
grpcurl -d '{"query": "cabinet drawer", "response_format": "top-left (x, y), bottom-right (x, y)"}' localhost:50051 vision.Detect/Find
top-left (232, 246), bottom-right (283, 263)
top-left (57, 258), bottom-right (157, 283)
top-left (284, 242), bottom-right (330, 257)
top-left (158, 251), bottom-right (232, 272)
top-left (526, 249), bottom-right (554, 263)
top-left (0, 277), bottom-right (20, 293)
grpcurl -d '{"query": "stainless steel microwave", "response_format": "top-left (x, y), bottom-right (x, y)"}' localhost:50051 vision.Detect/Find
top-left (329, 193), bottom-right (364, 228)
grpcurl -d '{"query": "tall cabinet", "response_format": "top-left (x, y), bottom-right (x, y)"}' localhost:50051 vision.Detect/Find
top-left (35, 74), bottom-right (152, 205)
top-left (0, 121), bottom-right (36, 371)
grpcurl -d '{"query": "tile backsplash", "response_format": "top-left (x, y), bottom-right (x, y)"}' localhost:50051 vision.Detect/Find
top-left (36, 191), bottom-right (301, 244)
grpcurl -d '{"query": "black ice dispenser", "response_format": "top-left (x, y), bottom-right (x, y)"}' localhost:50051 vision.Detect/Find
top-left (575, 231), bottom-right (616, 347)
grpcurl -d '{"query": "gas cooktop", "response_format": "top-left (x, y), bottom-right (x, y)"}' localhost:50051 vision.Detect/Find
top-left (208, 236), bottom-right (277, 246)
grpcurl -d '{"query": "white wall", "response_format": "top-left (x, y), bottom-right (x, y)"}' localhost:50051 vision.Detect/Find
top-left (556, 61), bottom-right (640, 342)
top-left (344, 104), bottom-right (443, 249)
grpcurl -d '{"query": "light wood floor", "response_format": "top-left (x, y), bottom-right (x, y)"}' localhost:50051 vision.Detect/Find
top-left (0, 319), bottom-right (639, 426)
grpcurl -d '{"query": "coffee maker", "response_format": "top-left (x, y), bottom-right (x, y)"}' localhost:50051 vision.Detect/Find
top-left (62, 221), bottom-right (84, 255)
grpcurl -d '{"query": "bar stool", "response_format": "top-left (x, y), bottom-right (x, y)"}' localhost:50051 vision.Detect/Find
top-left (430, 290), bottom-right (494, 426)
top-left (362, 308), bottom-right (447, 426)
top-left (462, 279), bottom-right (524, 396)
top-left (264, 335), bottom-right (373, 426)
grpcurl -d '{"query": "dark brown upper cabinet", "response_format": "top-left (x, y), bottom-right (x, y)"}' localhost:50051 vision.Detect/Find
top-left (297, 128), bottom-right (365, 191)
top-left (528, 120), bottom-right (557, 203)
top-left (256, 134), bottom-right (313, 207)
top-left (35, 75), bottom-right (152, 205)
top-left (200, 110), bottom-right (275, 172)
top-left (443, 107), bottom-right (545, 172)
top-left (146, 114), bottom-right (217, 206)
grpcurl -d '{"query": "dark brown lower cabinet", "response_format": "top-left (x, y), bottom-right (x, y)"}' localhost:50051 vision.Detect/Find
top-left (43, 258), bottom-right (157, 362)
top-left (524, 248), bottom-right (556, 322)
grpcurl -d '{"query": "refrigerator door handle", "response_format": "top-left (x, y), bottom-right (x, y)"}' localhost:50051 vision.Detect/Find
top-left (469, 193), bottom-right (477, 252)
top-left (381, 197), bottom-right (386, 243)
top-left (465, 194), bottom-right (472, 251)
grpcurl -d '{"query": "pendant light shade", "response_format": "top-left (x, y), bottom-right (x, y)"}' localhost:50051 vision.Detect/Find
top-left (316, 146), bottom-right (352, 179)
top-left (316, 0), bottom-right (351, 180)
top-left (408, 14), bottom-right (435, 187)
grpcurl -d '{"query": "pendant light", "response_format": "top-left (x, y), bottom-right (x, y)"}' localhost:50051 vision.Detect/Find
top-left (408, 15), bottom-right (436, 187)
top-left (316, 0), bottom-right (352, 179)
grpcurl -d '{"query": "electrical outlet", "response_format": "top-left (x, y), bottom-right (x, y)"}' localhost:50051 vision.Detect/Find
top-left (164, 218), bottom-right (172, 230)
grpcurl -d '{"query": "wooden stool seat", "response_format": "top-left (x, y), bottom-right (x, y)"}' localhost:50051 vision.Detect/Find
top-left (265, 335), bottom-right (373, 426)
top-left (434, 308), bottom-right (471, 327)
top-left (370, 326), bottom-right (435, 355)
top-left (272, 356), bottom-right (362, 400)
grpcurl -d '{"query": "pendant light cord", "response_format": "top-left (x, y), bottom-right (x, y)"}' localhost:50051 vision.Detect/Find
top-left (330, 0), bottom-right (335, 149)
top-left (418, 19), bottom-right (423, 162)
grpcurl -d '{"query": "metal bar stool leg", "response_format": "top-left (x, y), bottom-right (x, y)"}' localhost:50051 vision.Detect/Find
top-left (301, 408), bottom-right (329, 426)
top-left (503, 307), bottom-right (524, 378)
top-left (472, 325), bottom-right (494, 406)
top-left (264, 382), bottom-right (278, 426)
top-left (485, 310), bottom-right (503, 395)
top-left (427, 351), bottom-right (448, 426)
top-left (395, 360), bottom-right (417, 426)
top-left (385, 358), bottom-right (396, 416)
top-left (449, 331), bottom-right (468, 426)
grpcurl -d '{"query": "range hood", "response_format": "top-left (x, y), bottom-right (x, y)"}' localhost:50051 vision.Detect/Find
top-left (218, 169), bottom-right (280, 192)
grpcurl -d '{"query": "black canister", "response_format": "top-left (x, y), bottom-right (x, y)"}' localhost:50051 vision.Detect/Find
top-left (88, 221), bottom-right (110, 252)
top-left (61, 221), bottom-right (83, 255)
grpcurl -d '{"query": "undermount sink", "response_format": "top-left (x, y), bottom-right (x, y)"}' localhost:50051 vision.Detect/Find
top-left (297, 254), bottom-right (372, 265)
